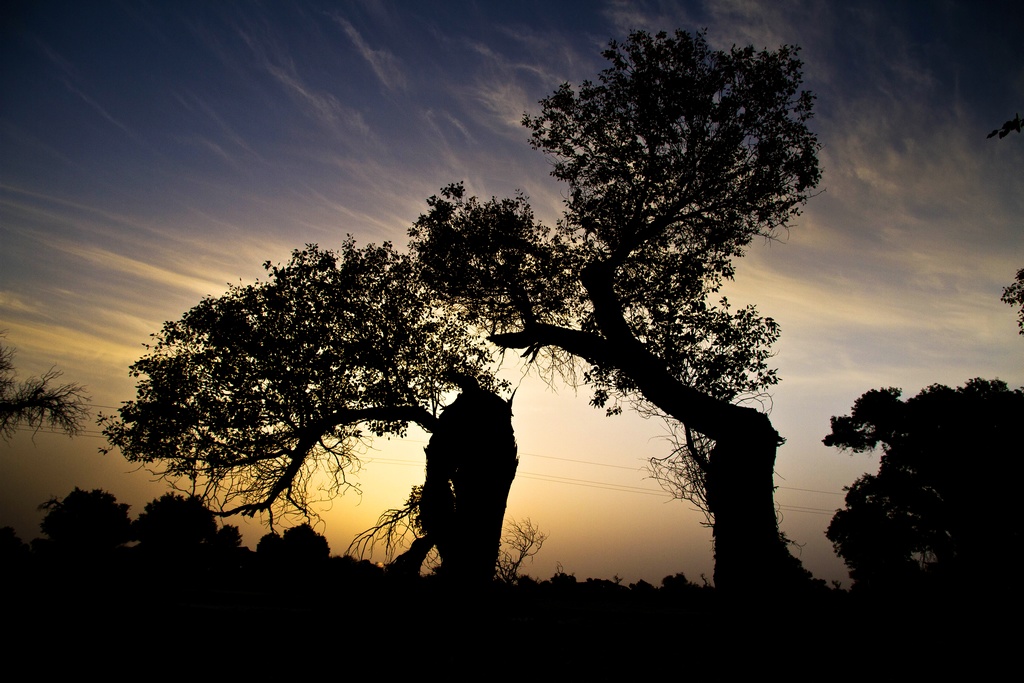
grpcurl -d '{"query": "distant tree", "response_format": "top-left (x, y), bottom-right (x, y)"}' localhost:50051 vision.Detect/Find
top-left (1, 336), bottom-right (88, 441)
top-left (824, 379), bottom-right (1024, 592)
top-left (410, 29), bottom-right (820, 592)
top-left (101, 241), bottom-right (504, 525)
top-left (1002, 268), bottom-right (1024, 334)
top-left (36, 487), bottom-right (133, 555)
top-left (213, 524), bottom-right (243, 550)
top-left (133, 493), bottom-right (219, 549)
top-left (256, 530), bottom-right (284, 556)
top-left (257, 523), bottom-right (329, 567)
top-left (281, 523), bottom-right (330, 562)
top-left (0, 526), bottom-right (31, 567)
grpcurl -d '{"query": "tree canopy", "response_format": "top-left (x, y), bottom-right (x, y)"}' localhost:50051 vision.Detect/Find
top-left (102, 240), bottom-right (502, 522)
top-left (133, 493), bottom-right (220, 549)
top-left (824, 378), bottom-right (1024, 592)
top-left (410, 29), bottom-right (821, 590)
top-left (37, 487), bottom-right (133, 555)
top-left (411, 31), bottom-right (817, 413)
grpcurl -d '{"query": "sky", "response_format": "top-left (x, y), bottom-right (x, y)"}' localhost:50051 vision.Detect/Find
top-left (1, 0), bottom-right (1021, 588)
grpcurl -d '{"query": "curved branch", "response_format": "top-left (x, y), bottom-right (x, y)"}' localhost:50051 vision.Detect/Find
top-left (222, 404), bottom-right (440, 517)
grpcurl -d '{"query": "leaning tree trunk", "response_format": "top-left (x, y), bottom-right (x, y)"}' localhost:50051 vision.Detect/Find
top-left (418, 379), bottom-right (518, 587)
top-left (490, 261), bottom-right (806, 596)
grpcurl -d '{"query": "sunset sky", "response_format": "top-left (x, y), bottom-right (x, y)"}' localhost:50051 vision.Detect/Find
top-left (2, 0), bottom-right (1021, 587)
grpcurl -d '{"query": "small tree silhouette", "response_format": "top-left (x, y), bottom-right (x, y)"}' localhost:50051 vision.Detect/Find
top-left (134, 493), bottom-right (219, 550)
top-left (36, 488), bottom-right (132, 557)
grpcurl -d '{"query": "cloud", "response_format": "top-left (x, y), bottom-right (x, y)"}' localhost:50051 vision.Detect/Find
top-left (330, 15), bottom-right (406, 92)
top-left (228, 19), bottom-right (379, 149)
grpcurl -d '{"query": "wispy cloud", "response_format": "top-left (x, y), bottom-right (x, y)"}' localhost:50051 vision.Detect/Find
top-left (34, 39), bottom-right (151, 148)
top-left (330, 15), bottom-right (406, 92)
top-left (229, 20), bottom-right (378, 148)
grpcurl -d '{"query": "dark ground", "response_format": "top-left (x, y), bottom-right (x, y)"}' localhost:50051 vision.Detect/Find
top-left (4, 558), bottom-right (1012, 678)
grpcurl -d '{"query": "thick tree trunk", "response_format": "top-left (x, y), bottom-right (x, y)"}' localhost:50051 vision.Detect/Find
top-left (419, 383), bottom-right (518, 587)
top-left (705, 410), bottom-right (792, 595)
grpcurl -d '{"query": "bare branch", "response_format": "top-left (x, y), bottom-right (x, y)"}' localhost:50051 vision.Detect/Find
top-left (0, 339), bottom-right (89, 441)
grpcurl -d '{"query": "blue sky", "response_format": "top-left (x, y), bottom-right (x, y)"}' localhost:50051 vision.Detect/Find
top-left (2, 0), bottom-right (1022, 586)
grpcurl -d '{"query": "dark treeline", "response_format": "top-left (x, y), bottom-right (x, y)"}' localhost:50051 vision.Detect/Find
top-left (2, 483), bottom-right (1015, 677)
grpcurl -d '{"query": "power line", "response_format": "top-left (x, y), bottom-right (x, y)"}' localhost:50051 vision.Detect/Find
top-left (9, 426), bottom-right (846, 513)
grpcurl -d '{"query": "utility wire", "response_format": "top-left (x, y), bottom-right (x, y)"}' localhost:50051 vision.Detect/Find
top-left (9, 425), bottom-right (844, 514)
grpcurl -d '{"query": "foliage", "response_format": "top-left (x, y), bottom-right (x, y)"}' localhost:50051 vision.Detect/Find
top-left (37, 487), bottom-right (133, 553)
top-left (1002, 267), bottom-right (1024, 334)
top-left (824, 378), bottom-right (1024, 590)
top-left (1, 336), bottom-right (89, 441)
top-left (101, 240), bottom-right (502, 522)
top-left (410, 30), bottom-right (819, 541)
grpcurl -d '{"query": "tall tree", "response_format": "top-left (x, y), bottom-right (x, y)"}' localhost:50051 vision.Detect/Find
top-left (101, 240), bottom-right (504, 526)
top-left (410, 30), bottom-right (820, 592)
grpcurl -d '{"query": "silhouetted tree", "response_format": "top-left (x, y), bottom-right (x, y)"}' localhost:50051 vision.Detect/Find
top-left (410, 30), bottom-right (821, 593)
top-left (132, 493), bottom-right (247, 576)
top-left (1, 336), bottom-right (88, 441)
top-left (281, 523), bottom-right (330, 563)
top-left (36, 487), bottom-right (133, 556)
top-left (213, 524), bottom-right (243, 550)
top-left (256, 530), bottom-right (285, 556)
top-left (134, 493), bottom-right (219, 549)
top-left (0, 526), bottom-right (31, 568)
top-left (257, 523), bottom-right (329, 569)
top-left (824, 378), bottom-right (1024, 593)
top-left (101, 241), bottom-right (505, 525)
top-left (1002, 268), bottom-right (1024, 334)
